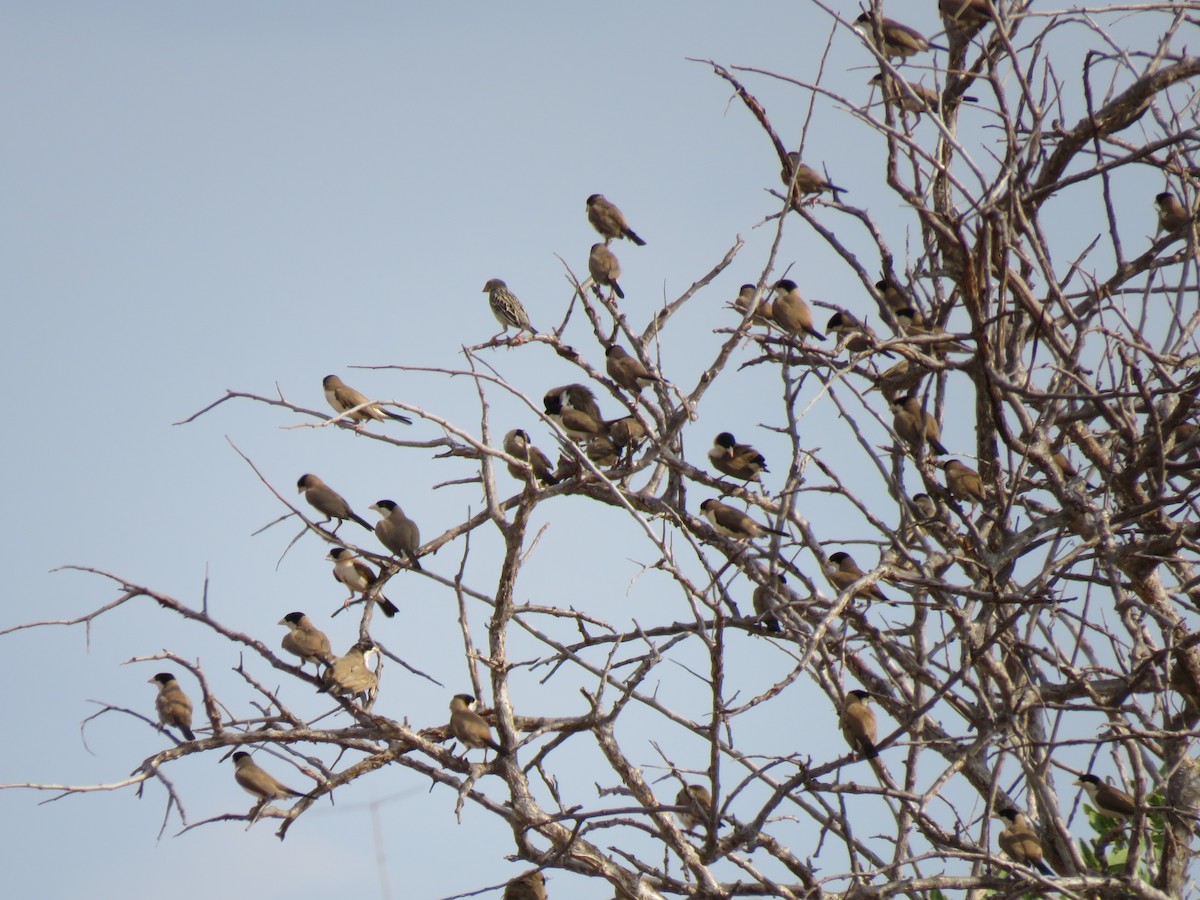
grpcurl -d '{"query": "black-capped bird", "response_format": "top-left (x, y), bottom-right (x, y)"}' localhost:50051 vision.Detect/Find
top-left (296, 473), bottom-right (372, 532)
top-left (867, 358), bottom-right (925, 397)
top-left (369, 499), bottom-right (422, 571)
top-left (869, 74), bottom-right (978, 114)
top-left (482, 278), bottom-right (535, 343)
top-left (781, 153), bottom-right (846, 200)
top-left (150, 672), bottom-right (195, 742)
top-left (891, 395), bottom-right (949, 456)
top-left (588, 243), bottom-right (624, 298)
top-left (771, 279), bottom-right (827, 341)
top-left (827, 551), bottom-right (893, 605)
top-left (853, 13), bottom-right (946, 59)
top-left (700, 498), bottom-right (787, 540)
top-left (1075, 774), bottom-right (1137, 822)
top-left (543, 387), bottom-right (608, 442)
top-left (895, 307), bottom-right (970, 354)
top-left (996, 809), bottom-right (1052, 875)
top-left (503, 871), bottom-right (547, 900)
top-left (1156, 192), bottom-right (1191, 232)
top-left (278, 611), bottom-right (334, 670)
top-left (449, 693), bottom-right (503, 755)
top-left (941, 459), bottom-right (986, 505)
top-left (876, 277), bottom-right (909, 312)
top-left (708, 432), bottom-right (769, 485)
top-left (675, 784), bottom-right (713, 831)
top-left (231, 751), bottom-right (303, 803)
top-left (827, 309), bottom-right (891, 355)
top-left (752, 572), bottom-right (787, 633)
top-left (587, 194), bottom-right (646, 245)
top-left (319, 639), bottom-right (379, 699)
top-left (503, 428), bottom-right (558, 486)
top-left (323, 374), bottom-right (412, 426)
top-left (733, 283), bottom-right (774, 325)
top-left (606, 345), bottom-right (660, 394)
top-left (327, 547), bottom-right (399, 617)
top-left (839, 689), bottom-right (878, 759)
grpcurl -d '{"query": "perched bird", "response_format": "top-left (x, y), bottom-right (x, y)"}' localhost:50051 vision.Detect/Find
top-left (912, 493), bottom-right (938, 524)
top-left (895, 307), bottom-right (970, 354)
top-left (503, 871), bottom-right (548, 900)
top-left (555, 383), bottom-right (605, 421)
top-left (876, 277), bottom-right (909, 312)
top-left (781, 153), bottom-right (846, 199)
top-left (827, 551), bottom-right (892, 605)
top-left (733, 283), bottom-right (774, 325)
top-left (853, 13), bottom-right (946, 59)
top-left (1076, 774), bottom-right (1137, 822)
top-left (319, 640), bottom-right (380, 699)
top-left (586, 194), bottom-right (646, 245)
top-left (606, 416), bottom-right (646, 451)
top-left (449, 693), bottom-right (503, 754)
top-left (503, 428), bottom-right (558, 485)
top-left (869, 74), bottom-right (978, 114)
top-left (323, 374), bottom-right (412, 427)
top-left (996, 809), bottom-right (1052, 875)
top-left (482, 278), bottom-right (535, 342)
top-left (369, 499), bottom-right (423, 571)
top-left (827, 310), bottom-right (891, 355)
top-left (278, 611), bottom-right (334, 670)
top-left (891, 395), bottom-right (949, 456)
top-left (1156, 192), bottom-right (1191, 232)
top-left (708, 432), bottom-right (769, 485)
top-left (941, 459), bottom-right (986, 505)
top-left (700, 498), bottom-right (787, 540)
top-left (675, 784), bottom-right (713, 831)
top-left (940, 0), bottom-right (991, 28)
top-left (296, 473), bottom-right (372, 532)
top-left (839, 689), bottom-right (879, 759)
top-left (586, 435), bottom-right (621, 467)
top-left (327, 547), bottom-right (399, 617)
top-left (606, 345), bottom-right (660, 394)
top-left (544, 388), bottom-right (607, 442)
top-left (771, 279), bottom-right (827, 341)
top-left (752, 572), bottom-right (787, 633)
top-left (867, 358), bottom-right (925, 397)
top-left (588, 243), bottom-right (625, 299)
top-left (150, 672), bottom-right (195, 742)
top-left (231, 751), bottom-right (303, 803)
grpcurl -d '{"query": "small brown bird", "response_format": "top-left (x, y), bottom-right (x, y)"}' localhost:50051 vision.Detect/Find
top-left (941, 458), bottom-right (986, 504)
top-left (586, 435), bottom-right (621, 467)
top-left (940, 0), bottom-right (991, 28)
top-left (588, 243), bottom-right (624, 299)
top-left (544, 388), bottom-right (607, 442)
top-left (700, 498), bottom-right (787, 540)
top-left (781, 153), bottom-right (846, 200)
top-left (867, 358), bottom-right (925, 397)
top-left (503, 428), bottom-right (558, 485)
top-left (996, 809), bottom-right (1052, 875)
top-left (449, 693), bottom-right (503, 754)
top-left (752, 572), bottom-right (787, 633)
top-left (327, 547), bottom-right (399, 617)
top-left (606, 415), bottom-right (646, 451)
top-left (869, 74), bottom-right (978, 114)
top-left (606, 345), bottom-right (660, 393)
top-left (827, 310), bottom-right (891, 355)
top-left (323, 374), bottom-right (412, 427)
top-left (853, 13), bottom-right (946, 59)
top-left (895, 307), bottom-right (970, 354)
top-left (278, 611), bottom-right (335, 670)
top-left (771, 279), bottom-right (827, 341)
top-left (319, 639), bottom-right (379, 699)
top-left (912, 492), bottom-right (938, 523)
top-left (1156, 192), bottom-right (1191, 232)
top-left (482, 278), bottom-right (535, 342)
top-left (675, 784), bottom-right (713, 831)
top-left (708, 432), bottom-right (769, 485)
top-left (503, 871), bottom-right (548, 900)
top-left (296, 473), bottom-right (371, 532)
top-left (586, 194), bottom-right (646, 245)
top-left (369, 499), bottom-right (422, 571)
top-left (231, 751), bottom-right (303, 803)
top-left (827, 551), bottom-right (892, 605)
top-left (1075, 774), bottom-right (1137, 822)
top-left (891, 395), bottom-right (949, 456)
top-left (733, 283), bottom-right (774, 325)
top-left (150, 672), bottom-right (195, 742)
top-left (554, 383), bottom-right (605, 421)
top-left (876, 277), bottom-right (909, 312)
top-left (839, 689), bottom-right (878, 759)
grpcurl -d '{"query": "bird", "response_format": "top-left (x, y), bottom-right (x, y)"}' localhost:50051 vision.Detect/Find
top-left (771, 280), bottom-right (827, 341)
top-left (912, 493), bottom-right (938, 523)
top-left (606, 416), bottom-right (646, 452)
top-left (708, 432), bottom-right (769, 485)
top-left (876, 277), bottom-right (909, 312)
top-left (588, 243), bottom-right (624, 299)
top-left (231, 751), bottom-right (303, 803)
top-left (319, 639), bottom-right (380, 699)
top-left (369, 499), bottom-right (423, 571)
top-left (544, 388), bottom-right (607, 442)
top-left (700, 499), bottom-right (787, 540)
top-left (503, 871), bottom-right (548, 900)
top-left (827, 551), bottom-right (893, 605)
top-left (869, 74), bottom-right (978, 114)
top-left (895, 307), bottom-right (971, 355)
top-left (827, 310), bottom-right (891, 355)
top-left (675, 784), bottom-right (713, 831)
top-left (752, 572), bottom-right (787, 633)
top-left (1156, 192), bottom-right (1191, 232)
top-left (482, 278), bottom-right (535, 342)
top-left (323, 374), bottom-right (412, 427)
top-left (296, 473), bottom-right (372, 532)
top-left (733, 283), bottom-right (774, 326)
top-left (853, 13), bottom-right (946, 59)
top-left (941, 459), bottom-right (986, 505)
top-left (781, 153), bottom-right (846, 200)
top-left (838, 689), bottom-right (879, 759)
top-left (996, 809), bottom-right (1052, 875)
top-left (586, 194), bottom-right (646, 245)
top-left (278, 611), bottom-right (334, 670)
top-left (1075, 774), bottom-right (1137, 822)
top-left (891, 395), bottom-right (949, 456)
top-left (150, 672), bottom-right (195, 742)
top-left (586, 435), bottom-right (621, 467)
top-left (327, 547), bottom-right (399, 617)
top-left (940, 0), bottom-right (991, 28)
top-left (867, 358), bottom-right (926, 397)
top-left (503, 429), bottom-right (558, 486)
top-left (449, 693), bottom-right (503, 755)
top-left (606, 345), bottom-right (660, 394)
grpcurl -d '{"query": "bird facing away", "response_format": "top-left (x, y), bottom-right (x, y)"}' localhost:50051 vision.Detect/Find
top-left (700, 498), bottom-right (787, 540)
top-left (733, 283), bottom-right (774, 325)
top-left (231, 751), bottom-right (303, 803)
top-left (369, 499), bottom-right (423, 571)
top-left (876, 277), bottom-right (909, 311)
top-left (869, 74), bottom-right (978, 114)
top-left (839, 689), bottom-right (878, 759)
top-left (1156, 192), bottom-right (1191, 232)
top-left (327, 547), bottom-right (399, 617)
top-left (827, 551), bottom-right (893, 605)
top-left (752, 572), bottom-right (787, 633)
top-left (708, 432), bottom-right (769, 484)
top-left (1075, 774), bottom-right (1137, 822)
top-left (543, 388), bottom-right (607, 442)
top-left (319, 640), bottom-right (380, 699)
top-left (503, 871), bottom-right (547, 900)
top-left (827, 309), bottom-right (891, 355)
top-left (996, 809), bottom-right (1052, 875)
top-left (322, 374), bottom-right (412, 426)
top-left (941, 459), bottom-right (986, 505)
top-left (853, 13), bottom-right (946, 59)
top-left (481, 278), bottom-right (535, 342)
top-left (781, 153), bottom-right (846, 200)
top-left (586, 194), bottom-right (646, 245)
top-left (449, 693), bottom-right (503, 754)
top-left (588, 243), bottom-right (624, 299)
top-left (771, 279), bottom-right (827, 342)
top-left (296, 473), bottom-right (372, 532)
top-left (940, 0), bottom-right (991, 28)
top-left (912, 492), bottom-right (938, 523)
top-left (891, 395), bottom-right (949, 456)
top-left (605, 345), bottom-right (660, 394)
top-left (150, 672), bottom-right (195, 742)
top-left (675, 784), bottom-right (713, 831)
top-left (503, 428), bottom-right (558, 485)
top-left (278, 611), bottom-right (334, 670)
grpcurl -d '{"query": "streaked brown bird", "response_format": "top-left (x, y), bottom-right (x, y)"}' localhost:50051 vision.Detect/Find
top-left (587, 194), bottom-right (646, 245)
top-left (323, 374), bottom-right (412, 426)
top-left (606, 345), bottom-right (660, 393)
top-left (772, 279), bottom-right (827, 341)
top-left (827, 551), bottom-right (892, 605)
top-left (869, 74), bottom-right (978, 114)
top-left (503, 871), bottom-right (547, 900)
top-left (781, 153), bottom-right (846, 200)
top-left (854, 13), bottom-right (946, 59)
top-left (700, 498), bottom-right (787, 540)
top-left (1076, 774), bottom-right (1137, 822)
top-left (150, 672), bottom-right (195, 742)
top-left (839, 689), bottom-right (878, 759)
top-left (752, 572), bottom-right (787, 633)
top-left (369, 499), bottom-right (422, 571)
top-left (708, 432), bottom-right (768, 485)
top-left (1156, 192), bottom-right (1191, 232)
top-left (296, 473), bottom-right (372, 532)
top-left (941, 458), bottom-right (986, 504)
top-left (327, 547), bottom-right (399, 617)
top-left (733, 283), bottom-right (774, 325)
top-left (675, 784), bottom-right (713, 831)
top-left (503, 428), bottom-right (558, 486)
top-left (482, 278), bottom-right (535, 342)
top-left (589, 243), bottom-right (624, 299)
top-left (278, 611), bottom-right (334, 670)
top-left (996, 809), bottom-right (1052, 875)
top-left (319, 639), bottom-right (379, 699)
top-left (449, 693), bottom-right (503, 754)
top-left (232, 751), bottom-right (303, 803)
top-left (827, 309), bottom-right (891, 355)
top-left (891, 394), bottom-right (949, 456)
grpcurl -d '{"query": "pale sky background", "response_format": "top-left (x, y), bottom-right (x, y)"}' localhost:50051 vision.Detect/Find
top-left (1, 3), bottom-right (1186, 898)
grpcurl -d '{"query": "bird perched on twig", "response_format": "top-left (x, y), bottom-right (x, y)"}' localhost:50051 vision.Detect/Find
top-left (996, 809), bottom-right (1052, 875)
top-left (323, 374), bottom-right (412, 427)
top-left (675, 784), bottom-right (713, 831)
top-left (853, 13), bottom-right (946, 59)
top-left (503, 429), bottom-right (558, 486)
top-left (606, 345), bottom-right (661, 394)
top-left (869, 74), bottom-right (978, 115)
top-left (752, 572), bottom-right (787, 633)
top-left (838, 689), bottom-right (878, 759)
top-left (278, 611), bottom-right (335, 671)
top-left (231, 751), bottom-right (303, 804)
top-left (150, 672), bottom-right (195, 742)
top-left (319, 639), bottom-right (380, 700)
top-left (827, 551), bottom-right (893, 606)
top-left (588, 243), bottom-right (625, 299)
top-left (700, 499), bottom-right (787, 540)
top-left (941, 459), bottom-right (986, 505)
top-left (327, 547), bottom-right (399, 617)
top-left (891, 394), bottom-right (949, 456)
top-left (296, 473), bottom-right (372, 532)
top-left (503, 871), bottom-right (547, 900)
top-left (895, 307), bottom-right (971, 355)
top-left (369, 499), bottom-right (423, 571)
top-left (1156, 192), bottom-right (1191, 233)
top-left (1076, 774), bottom-right (1137, 822)
top-left (449, 693), bottom-right (503, 756)
top-left (544, 385), bottom-right (608, 442)
top-left (781, 153), bottom-right (846, 200)
top-left (587, 194), bottom-right (646, 246)
top-left (940, 0), bottom-right (991, 28)
top-left (733, 283), bottom-right (774, 326)
top-left (827, 309), bottom-right (892, 356)
top-left (482, 278), bottom-right (535, 343)
top-left (771, 279), bottom-right (827, 342)
top-left (708, 432), bottom-right (769, 486)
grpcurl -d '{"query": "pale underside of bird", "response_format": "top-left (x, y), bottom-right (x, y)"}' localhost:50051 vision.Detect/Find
top-left (482, 277), bottom-right (536, 343)
top-left (320, 640), bottom-right (380, 699)
top-left (327, 547), bottom-right (399, 617)
top-left (839, 689), bottom-right (879, 759)
top-left (503, 428), bottom-right (558, 486)
top-left (853, 13), bottom-right (946, 60)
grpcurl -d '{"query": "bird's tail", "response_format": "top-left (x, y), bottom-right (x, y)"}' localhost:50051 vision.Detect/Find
top-left (627, 230), bottom-right (647, 246)
top-left (351, 513), bottom-right (373, 531)
top-left (613, 281), bottom-right (625, 300)
top-left (181, 726), bottom-right (196, 741)
top-left (378, 596), bottom-right (399, 618)
top-left (385, 409), bottom-right (414, 425)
